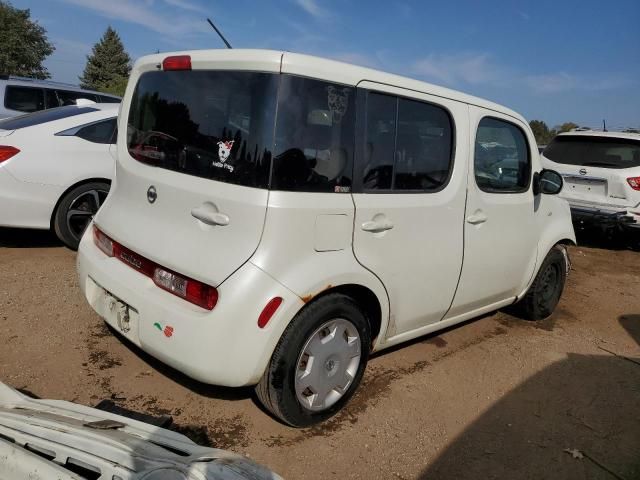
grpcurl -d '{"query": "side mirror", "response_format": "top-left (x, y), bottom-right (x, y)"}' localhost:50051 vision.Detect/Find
top-left (534, 169), bottom-right (563, 195)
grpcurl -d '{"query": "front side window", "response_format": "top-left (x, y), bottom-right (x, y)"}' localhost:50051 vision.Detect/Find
top-left (5, 86), bottom-right (44, 112)
top-left (544, 135), bottom-right (640, 169)
top-left (362, 92), bottom-right (454, 191)
top-left (271, 76), bottom-right (356, 192)
top-left (475, 117), bottom-right (530, 193)
top-left (128, 70), bottom-right (278, 189)
top-left (76, 118), bottom-right (117, 144)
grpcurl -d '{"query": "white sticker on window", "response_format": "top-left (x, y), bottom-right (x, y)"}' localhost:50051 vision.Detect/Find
top-left (213, 140), bottom-right (235, 172)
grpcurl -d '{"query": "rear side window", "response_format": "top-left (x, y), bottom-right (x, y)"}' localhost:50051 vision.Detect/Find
top-left (57, 90), bottom-right (97, 106)
top-left (128, 71), bottom-right (278, 189)
top-left (5, 86), bottom-right (44, 112)
top-left (362, 92), bottom-right (454, 191)
top-left (76, 118), bottom-right (117, 144)
top-left (98, 95), bottom-right (121, 103)
top-left (474, 117), bottom-right (530, 193)
top-left (544, 135), bottom-right (640, 169)
top-left (0, 106), bottom-right (98, 130)
top-left (271, 76), bottom-right (356, 192)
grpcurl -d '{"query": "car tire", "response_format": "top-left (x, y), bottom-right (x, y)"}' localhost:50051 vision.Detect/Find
top-left (512, 245), bottom-right (568, 321)
top-left (256, 293), bottom-right (371, 427)
top-left (53, 181), bottom-right (110, 250)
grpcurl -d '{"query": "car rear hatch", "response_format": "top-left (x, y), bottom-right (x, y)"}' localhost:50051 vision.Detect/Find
top-left (543, 134), bottom-right (640, 209)
top-left (95, 51), bottom-right (283, 287)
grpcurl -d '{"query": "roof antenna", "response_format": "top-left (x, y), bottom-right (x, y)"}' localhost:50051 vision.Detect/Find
top-left (602, 119), bottom-right (607, 132)
top-left (207, 18), bottom-right (232, 49)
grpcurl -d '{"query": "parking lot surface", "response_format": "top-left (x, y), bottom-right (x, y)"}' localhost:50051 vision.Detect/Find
top-left (1, 228), bottom-right (639, 479)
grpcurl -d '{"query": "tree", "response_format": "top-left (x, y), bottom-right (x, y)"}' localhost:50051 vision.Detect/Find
top-left (79, 27), bottom-right (131, 95)
top-left (529, 120), bottom-right (554, 145)
top-left (0, 1), bottom-right (54, 79)
top-left (556, 122), bottom-right (580, 133)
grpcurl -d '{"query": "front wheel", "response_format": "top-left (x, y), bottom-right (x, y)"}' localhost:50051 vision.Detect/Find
top-left (53, 181), bottom-right (110, 250)
top-left (512, 245), bottom-right (569, 320)
top-left (256, 294), bottom-right (370, 427)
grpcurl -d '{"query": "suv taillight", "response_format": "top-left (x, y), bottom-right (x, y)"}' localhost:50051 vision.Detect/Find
top-left (93, 226), bottom-right (218, 310)
top-left (627, 177), bottom-right (640, 191)
top-left (0, 145), bottom-right (20, 163)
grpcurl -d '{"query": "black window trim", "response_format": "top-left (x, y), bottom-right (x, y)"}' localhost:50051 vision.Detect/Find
top-left (473, 115), bottom-right (532, 195)
top-left (353, 88), bottom-right (457, 194)
top-left (55, 116), bottom-right (116, 137)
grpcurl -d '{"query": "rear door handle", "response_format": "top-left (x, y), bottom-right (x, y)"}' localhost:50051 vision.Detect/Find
top-left (466, 212), bottom-right (488, 225)
top-left (191, 207), bottom-right (230, 226)
top-left (361, 219), bottom-right (394, 233)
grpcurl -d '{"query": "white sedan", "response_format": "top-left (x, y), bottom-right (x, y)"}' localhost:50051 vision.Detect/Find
top-left (0, 102), bottom-right (118, 248)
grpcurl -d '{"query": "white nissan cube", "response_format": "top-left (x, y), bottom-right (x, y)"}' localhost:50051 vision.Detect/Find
top-left (77, 50), bottom-right (575, 427)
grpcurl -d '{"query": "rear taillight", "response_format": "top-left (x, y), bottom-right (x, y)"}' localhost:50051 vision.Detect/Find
top-left (92, 226), bottom-right (218, 310)
top-left (93, 226), bottom-right (114, 256)
top-left (627, 177), bottom-right (640, 191)
top-left (0, 145), bottom-right (19, 163)
top-left (162, 55), bottom-right (191, 71)
top-left (153, 267), bottom-right (218, 310)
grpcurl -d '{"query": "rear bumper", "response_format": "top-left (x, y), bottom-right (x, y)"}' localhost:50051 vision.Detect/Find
top-left (76, 225), bottom-right (304, 387)
top-left (569, 203), bottom-right (640, 231)
top-left (0, 167), bottom-right (61, 229)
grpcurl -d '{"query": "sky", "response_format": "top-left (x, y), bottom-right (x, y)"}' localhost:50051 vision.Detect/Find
top-left (15, 0), bottom-right (640, 129)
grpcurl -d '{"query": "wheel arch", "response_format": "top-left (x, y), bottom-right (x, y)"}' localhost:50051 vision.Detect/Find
top-left (297, 283), bottom-right (384, 351)
top-left (49, 177), bottom-right (112, 229)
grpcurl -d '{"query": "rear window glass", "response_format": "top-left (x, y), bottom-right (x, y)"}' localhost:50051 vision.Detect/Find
top-left (544, 135), bottom-right (640, 169)
top-left (271, 76), bottom-right (356, 192)
top-left (0, 106), bottom-right (98, 130)
top-left (128, 71), bottom-right (278, 189)
top-left (5, 86), bottom-right (44, 112)
top-left (57, 89), bottom-right (98, 106)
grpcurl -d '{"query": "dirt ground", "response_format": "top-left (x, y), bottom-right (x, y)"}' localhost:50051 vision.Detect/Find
top-left (1, 227), bottom-right (639, 480)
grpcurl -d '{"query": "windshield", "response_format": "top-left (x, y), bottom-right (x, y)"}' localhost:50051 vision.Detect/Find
top-left (0, 106), bottom-right (98, 130)
top-left (544, 135), bottom-right (640, 169)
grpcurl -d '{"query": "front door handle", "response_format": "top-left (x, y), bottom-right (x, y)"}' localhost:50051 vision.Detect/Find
top-left (466, 212), bottom-right (488, 225)
top-left (191, 206), bottom-right (230, 226)
top-left (362, 219), bottom-right (394, 233)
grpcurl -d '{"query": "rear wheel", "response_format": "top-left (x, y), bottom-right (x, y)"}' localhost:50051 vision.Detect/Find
top-left (256, 294), bottom-right (370, 427)
top-left (512, 245), bottom-right (568, 320)
top-left (53, 181), bottom-right (110, 250)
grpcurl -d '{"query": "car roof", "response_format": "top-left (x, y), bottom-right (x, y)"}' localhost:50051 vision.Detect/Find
top-left (132, 49), bottom-right (527, 125)
top-left (557, 130), bottom-right (640, 141)
top-left (0, 76), bottom-right (121, 99)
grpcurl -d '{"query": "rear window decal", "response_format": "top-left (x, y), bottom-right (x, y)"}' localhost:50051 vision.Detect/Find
top-left (213, 140), bottom-right (235, 172)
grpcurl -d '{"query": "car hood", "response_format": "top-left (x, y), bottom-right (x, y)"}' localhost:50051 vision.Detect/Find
top-left (0, 383), bottom-right (282, 480)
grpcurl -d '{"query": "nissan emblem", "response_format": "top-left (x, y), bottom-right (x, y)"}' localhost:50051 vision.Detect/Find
top-left (147, 186), bottom-right (157, 203)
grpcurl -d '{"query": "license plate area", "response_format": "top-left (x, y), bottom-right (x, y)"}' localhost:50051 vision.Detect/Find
top-left (564, 176), bottom-right (607, 197)
top-left (86, 277), bottom-right (140, 344)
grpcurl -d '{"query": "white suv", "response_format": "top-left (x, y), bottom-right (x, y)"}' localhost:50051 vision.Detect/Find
top-left (77, 50), bottom-right (575, 427)
top-left (541, 131), bottom-right (640, 235)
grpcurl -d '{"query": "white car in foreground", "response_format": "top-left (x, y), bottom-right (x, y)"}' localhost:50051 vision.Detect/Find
top-left (78, 49), bottom-right (575, 427)
top-left (541, 131), bottom-right (640, 235)
top-left (0, 103), bottom-right (118, 248)
top-left (0, 383), bottom-right (282, 479)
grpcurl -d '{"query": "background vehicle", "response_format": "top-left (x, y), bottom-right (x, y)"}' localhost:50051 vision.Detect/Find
top-left (77, 49), bottom-right (575, 427)
top-left (0, 75), bottom-right (120, 119)
top-left (541, 131), bottom-right (640, 236)
top-left (0, 382), bottom-right (282, 480)
top-left (0, 103), bottom-right (118, 249)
